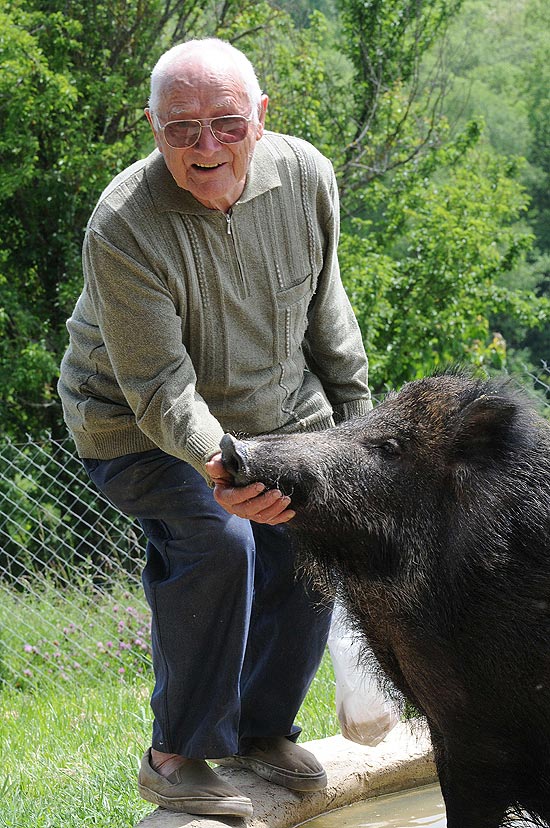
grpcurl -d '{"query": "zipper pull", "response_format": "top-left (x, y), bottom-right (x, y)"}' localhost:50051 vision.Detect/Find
top-left (226, 210), bottom-right (232, 235)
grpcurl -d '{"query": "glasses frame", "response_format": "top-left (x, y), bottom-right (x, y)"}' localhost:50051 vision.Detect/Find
top-left (153, 113), bottom-right (254, 149)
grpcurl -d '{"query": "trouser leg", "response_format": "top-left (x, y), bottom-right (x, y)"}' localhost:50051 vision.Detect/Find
top-left (84, 449), bottom-right (254, 758)
top-left (142, 508), bottom-right (255, 758)
top-left (237, 522), bottom-right (332, 751)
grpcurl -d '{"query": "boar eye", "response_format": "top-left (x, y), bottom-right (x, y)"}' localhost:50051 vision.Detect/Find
top-left (378, 438), bottom-right (402, 458)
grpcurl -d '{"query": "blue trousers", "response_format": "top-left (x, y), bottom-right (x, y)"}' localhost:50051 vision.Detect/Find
top-left (83, 449), bottom-right (332, 759)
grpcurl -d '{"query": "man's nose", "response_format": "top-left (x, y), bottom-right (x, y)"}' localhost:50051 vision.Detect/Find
top-left (195, 124), bottom-right (220, 152)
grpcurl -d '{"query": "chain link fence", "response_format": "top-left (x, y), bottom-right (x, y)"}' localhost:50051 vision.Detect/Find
top-left (1, 364), bottom-right (549, 694)
top-left (0, 438), bottom-right (151, 692)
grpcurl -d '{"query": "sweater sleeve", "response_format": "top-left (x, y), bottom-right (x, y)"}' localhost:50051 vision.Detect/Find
top-left (303, 166), bottom-right (372, 422)
top-left (83, 227), bottom-right (225, 479)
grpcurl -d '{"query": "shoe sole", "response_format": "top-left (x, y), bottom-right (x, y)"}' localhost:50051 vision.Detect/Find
top-left (217, 757), bottom-right (328, 792)
top-left (138, 783), bottom-right (254, 817)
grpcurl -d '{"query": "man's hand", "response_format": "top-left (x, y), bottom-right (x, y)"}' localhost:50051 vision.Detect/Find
top-left (205, 453), bottom-right (295, 525)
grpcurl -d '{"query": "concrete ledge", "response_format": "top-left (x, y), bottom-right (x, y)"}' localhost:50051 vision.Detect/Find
top-left (135, 722), bottom-right (436, 828)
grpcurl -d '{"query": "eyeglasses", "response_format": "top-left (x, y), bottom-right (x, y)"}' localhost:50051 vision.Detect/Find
top-left (155, 114), bottom-right (253, 149)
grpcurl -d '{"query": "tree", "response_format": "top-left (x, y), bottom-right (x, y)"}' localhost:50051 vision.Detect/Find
top-left (0, 6), bottom-right (78, 438)
top-left (523, 0), bottom-right (550, 254)
top-left (338, 129), bottom-right (548, 392)
top-left (419, 0), bottom-right (550, 374)
top-left (333, 0), bottom-right (463, 209)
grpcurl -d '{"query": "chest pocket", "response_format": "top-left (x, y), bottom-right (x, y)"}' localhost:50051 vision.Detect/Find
top-left (276, 273), bottom-right (314, 359)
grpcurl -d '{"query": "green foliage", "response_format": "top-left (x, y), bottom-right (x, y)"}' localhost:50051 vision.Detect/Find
top-left (334, 0), bottom-right (464, 204)
top-left (340, 135), bottom-right (548, 391)
top-left (247, 0), bottom-right (550, 393)
top-left (0, 8), bottom-right (76, 197)
top-left (424, 0), bottom-right (550, 375)
top-left (0, 6), bottom-right (75, 435)
top-left (221, 4), bottom-right (356, 162)
top-left (435, 0), bottom-right (532, 157)
top-left (255, 10), bottom-right (351, 159)
top-left (523, 0), bottom-right (550, 254)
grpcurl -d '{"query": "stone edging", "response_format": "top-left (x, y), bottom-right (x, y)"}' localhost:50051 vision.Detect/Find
top-left (135, 722), bottom-right (436, 828)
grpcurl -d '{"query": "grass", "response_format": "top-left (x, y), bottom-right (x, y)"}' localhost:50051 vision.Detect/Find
top-left (0, 579), bottom-right (338, 828)
top-left (0, 579), bottom-right (151, 691)
top-left (1, 679), bottom-right (152, 827)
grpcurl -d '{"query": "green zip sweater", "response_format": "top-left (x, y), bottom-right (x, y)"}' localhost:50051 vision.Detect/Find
top-left (58, 132), bottom-right (371, 480)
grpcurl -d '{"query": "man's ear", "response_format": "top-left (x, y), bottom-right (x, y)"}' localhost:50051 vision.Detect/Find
top-left (144, 108), bottom-right (163, 153)
top-left (256, 94), bottom-right (269, 139)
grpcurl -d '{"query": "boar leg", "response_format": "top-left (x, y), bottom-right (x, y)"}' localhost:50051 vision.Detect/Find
top-left (428, 721), bottom-right (508, 828)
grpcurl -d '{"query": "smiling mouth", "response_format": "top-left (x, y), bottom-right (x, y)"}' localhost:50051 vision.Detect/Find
top-left (193, 162), bottom-right (224, 170)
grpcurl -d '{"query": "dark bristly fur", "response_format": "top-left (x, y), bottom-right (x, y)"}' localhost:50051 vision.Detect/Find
top-left (221, 371), bottom-right (550, 828)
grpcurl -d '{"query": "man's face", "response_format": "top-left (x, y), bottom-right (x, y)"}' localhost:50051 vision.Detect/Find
top-left (146, 57), bottom-right (268, 212)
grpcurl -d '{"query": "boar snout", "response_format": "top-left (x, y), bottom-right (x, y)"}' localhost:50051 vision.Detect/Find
top-left (220, 433), bottom-right (250, 486)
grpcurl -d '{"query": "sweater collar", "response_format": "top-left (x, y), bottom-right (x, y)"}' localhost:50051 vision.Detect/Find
top-left (146, 135), bottom-right (282, 215)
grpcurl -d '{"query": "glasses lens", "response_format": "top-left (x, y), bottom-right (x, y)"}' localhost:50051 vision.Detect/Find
top-left (164, 120), bottom-right (201, 148)
top-left (211, 116), bottom-right (249, 144)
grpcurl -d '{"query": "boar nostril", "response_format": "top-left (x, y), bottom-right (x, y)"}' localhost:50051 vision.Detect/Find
top-left (220, 433), bottom-right (248, 481)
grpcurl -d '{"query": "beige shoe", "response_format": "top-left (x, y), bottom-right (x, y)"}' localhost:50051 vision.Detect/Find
top-left (138, 749), bottom-right (253, 817)
top-left (217, 736), bottom-right (327, 792)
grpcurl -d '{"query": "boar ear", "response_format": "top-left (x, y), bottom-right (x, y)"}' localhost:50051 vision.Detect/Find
top-left (450, 394), bottom-right (518, 462)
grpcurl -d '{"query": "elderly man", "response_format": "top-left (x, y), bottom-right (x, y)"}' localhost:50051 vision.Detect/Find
top-left (58, 38), bottom-right (371, 817)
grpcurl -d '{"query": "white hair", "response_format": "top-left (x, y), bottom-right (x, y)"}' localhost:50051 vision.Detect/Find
top-left (148, 38), bottom-right (263, 121)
